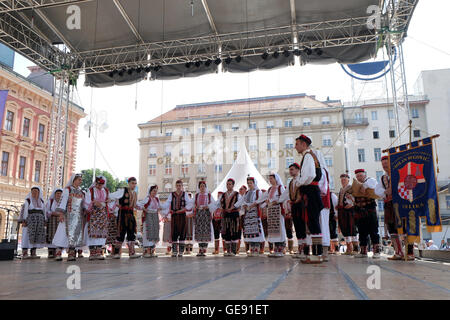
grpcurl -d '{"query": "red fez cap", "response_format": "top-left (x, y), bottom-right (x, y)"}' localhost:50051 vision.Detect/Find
top-left (247, 177), bottom-right (255, 181)
top-left (296, 134), bottom-right (312, 145)
top-left (227, 178), bottom-right (235, 184)
top-left (96, 177), bottom-right (106, 184)
top-left (354, 169), bottom-right (365, 174)
top-left (381, 156), bottom-right (388, 161)
top-left (240, 185), bottom-right (247, 190)
top-left (128, 177), bottom-right (137, 183)
top-left (289, 162), bottom-right (300, 169)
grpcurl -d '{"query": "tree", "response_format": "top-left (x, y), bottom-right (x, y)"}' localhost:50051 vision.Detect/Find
top-left (80, 169), bottom-right (128, 193)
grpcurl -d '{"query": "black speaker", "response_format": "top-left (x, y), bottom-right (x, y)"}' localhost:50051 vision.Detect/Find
top-left (0, 240), bottom-right (16, 261)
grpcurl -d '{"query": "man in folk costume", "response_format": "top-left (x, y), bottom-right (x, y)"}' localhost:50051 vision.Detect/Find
top-left (212, 191), bottom-right (224, 255)
top-left (316, 149), bottom-right (332, 262)
top-left (328, 193), bottom-right (339, 254)
top-left (257, 173), bottom-right (287, 257)
top-left (337, 173), bottom-right (358, 255)
top-left (193, 181), bottom-right (216, 256)
top-left (20, 186), bottom-right (46, 259)
top-left (185, 192), bottom-right (194, 255)
top-left (238, 185), bottom-right (247, 254)
top-left (218, 178), bottom-right (241, 256)
top-left (137, 185), bottom-right (162, 258)
top-left (45, 188), bottom-right (63, 259)
top-left (235, 177), bottom-right (265, 256)
top-left (109, 177), bottom-right (140, 259)
top-left (293, 135), bottom-right (324, 264)
top-left (84, 176), bottom-right (110, 260)
top-left (161, 179), bottom-right (193, 257)
top-left (53, 174), bottom-right (87, 261)
top-left (352, 169), bottom-right (380, 259)
top-left (375, 156), bottom-right (414, 261)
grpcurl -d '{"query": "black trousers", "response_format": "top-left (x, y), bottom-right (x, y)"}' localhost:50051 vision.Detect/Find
top-left (355, 207), bottom-right (380, 247)
top-left (329, 216), bottom-right (338, 240)
top-left (171, 213), bottom-right (187, 242)
top-left (212, 219), bottom-right (222, 240)
top-left (292, 200), bottom-right (322, 240)
top-left (222, 212), bottom-right (241, 242)
top-left (116, 211), bottom-right (136, 242)
top-left (284, 216), bottom-right (293, 240)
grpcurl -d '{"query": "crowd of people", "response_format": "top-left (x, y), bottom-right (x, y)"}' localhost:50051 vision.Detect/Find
top-left (18, 134), bottom-right (418, 264)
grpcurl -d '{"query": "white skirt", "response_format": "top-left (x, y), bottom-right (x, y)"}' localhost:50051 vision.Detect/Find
top-left (21, 227), bottom-right (45, 249)
top-left (52, 222), bottom-right (69, 248)
top-left (244, 220), bottom-right (266, 243)
top-left (267, 215), bottom-right (287, 243)
top-left (319, 208), bottom-right (330, 246)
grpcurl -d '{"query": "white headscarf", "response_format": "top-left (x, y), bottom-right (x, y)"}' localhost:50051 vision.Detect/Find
top-left (49, 188), bottom-right (63, 201)
top-left (90, 175), bottom-right (108, 189)
top-left (65, 173), bottom-right (83, 189)
top-left (26, 185), bottom-right (44, 208)
top-left (246, 177), bottom-right (259, 190)
top-left (147, 184), bottom-right (158, 195)
top-left (196, 180), bottom-right (210, 194)
top-left (269, 173), bottom-right (283, 187)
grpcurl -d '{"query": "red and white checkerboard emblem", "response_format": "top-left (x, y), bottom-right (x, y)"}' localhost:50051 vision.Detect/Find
top-left (398, 185), bottom-right (409, 201)
top-left (397, 162), bottom-right (425, 203)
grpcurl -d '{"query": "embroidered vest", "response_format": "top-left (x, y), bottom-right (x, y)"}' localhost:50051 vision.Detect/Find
top-left (171, 191), bottom-right (186, 211)
top-left (288, 180), bottom-right (302, 202)
top-left (221, 191), bottom-right (239, 212)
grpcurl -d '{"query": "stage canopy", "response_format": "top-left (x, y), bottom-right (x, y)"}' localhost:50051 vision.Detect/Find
top-left (0, 0), bottom-right (418, 87)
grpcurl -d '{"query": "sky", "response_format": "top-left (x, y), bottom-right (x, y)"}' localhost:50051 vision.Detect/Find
top-left (12, 0), bottom-right (450, 181)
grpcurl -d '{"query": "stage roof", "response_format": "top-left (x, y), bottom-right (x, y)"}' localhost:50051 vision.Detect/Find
top-left (0, 0), bottom-right (418, 87)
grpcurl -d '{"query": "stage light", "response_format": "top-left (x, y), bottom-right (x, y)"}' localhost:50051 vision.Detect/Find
top-left (144, 66), bottom-right (151, 73)
top-left (272, 51), bottom-right (279, 59)
top-left (205, 59), bottom-right (212, 66)
top-left (304, 47), bottom-right (312, 55)
top-left (315, 48), bottom-right (323, 56)
top-left (214, 57), bottom-right (222, 65)
top-left (195, 60), bottom-right (202, 68)
top-left (118, 68), bottom-right (126, 76)
top-left (108, 71), bottom-right (114, 78)
top-left (261, 51), bottom-right (269, 60)
top-left (136, 66), bottom-right (142, 73)
top-left (293, 49), bottom-right (301, 56)
top-left (235, 55), bottom-right (242, 63)
top-left (283, 49), bottom-right (290, 57)
top-left (225, 56), bottom-right (232, 64)
top-left (153, 65), bottom-right (161, 72)
top-left (127, 68), bottom-right (134, 75)
top-left (185, 62), bottom-right (192, 68)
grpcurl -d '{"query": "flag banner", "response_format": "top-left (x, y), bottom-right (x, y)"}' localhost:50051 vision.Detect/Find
top-left (388, 137), bottom-right (441, 242)
top-left (0, 90), bottom-right (8, 129)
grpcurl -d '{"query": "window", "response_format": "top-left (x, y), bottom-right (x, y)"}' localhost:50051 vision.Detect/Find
top-left (354, 112), bottom-right (362, 120)
top-left (267, 138), bottom-right (275, 150)
top-left (266, 120), bottom-right (274, 129)
top-left (5, 111), bottom-right (14, 131)
top-left (198, 127), bottom-right (206, 134)
top-left (215, 164), bottom-right (223, 173)
top-left (249, 122), bottom-right (256, 130)
top-left (232, 123), bottom-right (239, 131)
top-left (446, 195), bottom-right (450, 209)
top-left (389, 129), bottom-right (396, 138)
top-left (214, 124), bottom-right (222, 132)
top-left (165, 163), bottom-right (172, 175)
top-left (149, 147), bottom-right (157, 157)
top-left (371, 111), bottom-right (378, 120)
top-left (413, 129), bottom-right (421, 138)
top-left (150, 130), bottom-right (157, 137)
top-left (164, 145), bottom-right (172, 157)
top-left (376, 171), bottom-right (383, 182)
top-left (181, 164), bottom-right (189, 175)
top-left (285, 136), bottom-right (294, 149)
top-left (19, 156), bottom-right (26, 179)
top-left (149, 164), bottom-right (156, 176)
top-left (22, 118), bottom-right (30, 137)
top-left (249, 138), bottom-right (257, 151)
top-left (356, 129), bottom-right (364, 140)
top-left (182, 128), bottom-right (190, 136)
top-left (232, 138), bottom-right (239, 152)
top-left (374, 148), bottom-right (381, 161)
top-left (322, 116), bottom-right (330, 125)
top-left (1, 152), bottom-right (9, 176)
top-left (165, 129), bottom-right (172, 136)
top-left (268, 158), bottom-right (276, 170)
top-left (284, 119), bottom-right (293, 128)
top-left (373, 127), bottom-right (379, 139)
top-left (303, 118), bottom-right (311, 126)
top-left (286, 157), bottom-right (294, 169)
top-left (358, 149), bottom-right (365, 163)
top-left (38, 124), bottom-right (45, 142)
top-left (388, 109), bottom-right (394, 119)
top-left (325, 157), bottom-right (333, 167)
top-left (34, 160), bottom-right (41, 182)
top-left (412, 108), bottom-right (419, 119)
top-left (322, 135), bottom-right (332, 147)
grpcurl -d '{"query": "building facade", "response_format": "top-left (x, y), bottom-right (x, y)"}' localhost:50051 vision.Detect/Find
top-left (0, 64), bottom-right (85, 239)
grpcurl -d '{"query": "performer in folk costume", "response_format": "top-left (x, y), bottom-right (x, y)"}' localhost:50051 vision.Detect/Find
top-left (105, 197), bottom-right (119, 255)
top-left (257, 173), bottom-right (287, 257)
top-left (84, 176), bottom-right (110, 260)
top-left (217, 179), bottom-right (241, 256)
top-left (235, 177), bottom-right (266, 256)
top-left (238, 185), bottom-right (247, 254)
top-left (293, 135), bottom-right (324, 264)
top-left (109, 177), bottom-right (140, 259)
top-left (282, 199), bottom-right (295, 254)
top-left (185, 193), bottom-right (194, 255)
top-left (212, 191), bottom-right (224, 255)
top-left (316, 149), bottom-right (332, 262)
top-left (259, 189), bottom-right (270, 254)
top-left (337, 173), bottom-right (359, 255)
top-left (20, 186), bottom-right (46, 259)
top-left (45, 188), bottom-right (63, 259)
top-left (193, 181), bottom-right (216, 256)
top-left (375, 156), bottom-right (414, 261)
top-left (161, 180), bottom-right (193, 257)
top-left (53, 174), bottom-right (86, 261)
top-left (329, 193), bottom-right (339, 254)
top-left (352, 169), bottom-right (380, 259)
top-left (137, 185), bottom-right (162, 258)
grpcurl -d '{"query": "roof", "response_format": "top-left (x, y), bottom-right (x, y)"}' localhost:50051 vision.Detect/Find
top-left (146, 93), bottom-right (333, 123)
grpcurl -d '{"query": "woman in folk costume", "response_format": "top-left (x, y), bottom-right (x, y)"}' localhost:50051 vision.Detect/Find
top-left (53, 173), bottom-right (86, 261)
top-left (235, 177), bottom-right (265, 256)
top-left (20, 186), bottom-right (46, 259)
top-left (337, 173), bottom-right (358, 255)
top-left (192, 181), bottom-right (216, 256)
top-left (45, 188), bottom-right (63, 259)
top-left (84, 176), bottom-right (110, 260)
top-left (136, 185), bottom-right (162, 258)
top-left (256, 173), bottom-right (287, 257)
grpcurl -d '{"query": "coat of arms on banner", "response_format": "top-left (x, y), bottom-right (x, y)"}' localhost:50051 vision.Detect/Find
top-left (397, 162), bottom-right (425, 202)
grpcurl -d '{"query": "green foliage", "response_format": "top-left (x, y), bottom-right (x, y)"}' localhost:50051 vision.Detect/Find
top-left (80, 169), bottom-right (128, 193)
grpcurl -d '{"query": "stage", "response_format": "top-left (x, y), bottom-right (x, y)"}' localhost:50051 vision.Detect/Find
top-left (0, 252), bottom-right (448, 300)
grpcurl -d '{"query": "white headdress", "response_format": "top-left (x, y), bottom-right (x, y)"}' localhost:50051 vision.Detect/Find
top-left (196, 180), bottom-right (210, 194)
top-left (65, 173), bottom-right (83, 189)
top-left (49, 188), bottom-right (64, 201)
top-left (90, 175), bottom-right (108, 189)
top-left (26, 185), bottom-right (44, 208)
top-left (246, 176), bottom-right (259, 190)
top-left (147, 184), bottom-right (159, 195)
top-left (269, 172), bottom-right (283, 187)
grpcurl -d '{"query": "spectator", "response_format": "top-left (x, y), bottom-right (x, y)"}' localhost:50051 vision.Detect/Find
top-left (426, 240), bottom-right (439, 250)
top-left (439, 240), bottom-right (449, 250)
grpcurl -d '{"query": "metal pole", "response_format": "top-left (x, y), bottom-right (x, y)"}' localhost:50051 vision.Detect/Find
top-left (61, 80), bottom-right (71, 187)
top-left (92, 115), bottom-right (98, 183)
